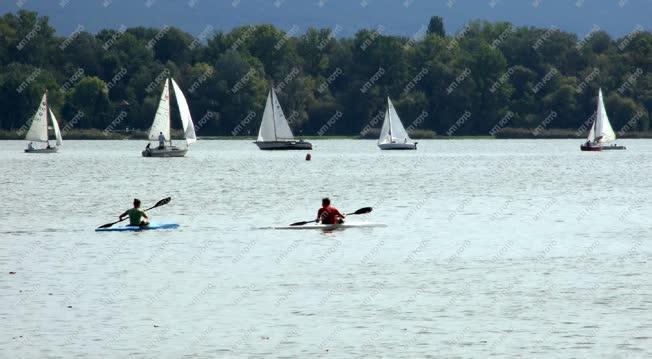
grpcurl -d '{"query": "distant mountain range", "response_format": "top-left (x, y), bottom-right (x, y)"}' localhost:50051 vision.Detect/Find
top-left (2, 0), bottom-right (651, 38)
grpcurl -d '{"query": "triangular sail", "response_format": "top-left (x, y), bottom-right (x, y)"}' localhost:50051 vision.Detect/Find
top-left (49, 109), bottom-right (63, 146)
top-left (587, 113), bottom-right (596, 142)
top-left (378, 106), bottom-right (391, 144)
top-left (388, 98), bottom-right (410, 141)
top-left (271, 89), bottom-right (294, 140)
top-left (587, 124), bottom-right (596, 142)
top-left (25, 93), bottom-right (49, 142)
top-left (148, 79), bottom-right (171, 141)
top-left (170, 78), bottom-right (196, 145)
top-left (257, 92), bottom-right (276, 142)
top-left (595, 88), bottom-right (615, 143)
top-left (257, 88), bottom-right (295, 142)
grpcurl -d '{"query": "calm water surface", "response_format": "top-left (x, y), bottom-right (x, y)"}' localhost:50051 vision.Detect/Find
top-left (0, 139), bottom-right (650, 358)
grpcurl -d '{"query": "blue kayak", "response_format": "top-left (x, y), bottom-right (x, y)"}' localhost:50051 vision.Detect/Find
top-left (95, 223), bottom-right (179, 232)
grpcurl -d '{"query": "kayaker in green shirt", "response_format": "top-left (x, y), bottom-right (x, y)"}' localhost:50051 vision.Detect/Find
top-left (119, 199), bottom-right (150, 227)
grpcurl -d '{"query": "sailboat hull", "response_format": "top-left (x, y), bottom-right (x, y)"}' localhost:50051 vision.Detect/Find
top-left (601, 144), bottom-right (627, 150)
top-left (378, 142), bottom-right (417, 150)
top-left (580, 144), bottom-right (602, 151)
top-left (254, 141), bottom-right (312, 150)
top-left (25, 147), bottom-right (58, 153)
top-left (142, 146), bottom-right (188, 157)
top-left (580, 143), bottom-right (626, 151)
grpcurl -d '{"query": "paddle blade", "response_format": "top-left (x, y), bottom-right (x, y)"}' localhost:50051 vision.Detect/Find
top-left (290, 220), bottom-right (314, 226)
top-left (350, 207), bottom-right (372, 215)
top-left (152, 197), bottom-right (171, 208)
top-left (97, 220), bottom-right (119, 229)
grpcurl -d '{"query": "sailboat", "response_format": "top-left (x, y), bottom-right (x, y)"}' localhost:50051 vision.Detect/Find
top-left (377, 97), bottom-right (417, 150)
top-left (580, 88), bottom-right (626, 151)
top-left (24, 92), bottom-right (63, 153)
top-left (254, 87), bottom-right (312, 150)
top-left (142, 78), bottom-right (197, 157)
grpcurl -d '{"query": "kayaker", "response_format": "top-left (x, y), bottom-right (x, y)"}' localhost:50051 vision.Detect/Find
top-left (158, 132), bottom-right (166, 149)
top-left (317, 197), bottom-right (345, 224)
top-left (119, 198), bottom-right (150, 227)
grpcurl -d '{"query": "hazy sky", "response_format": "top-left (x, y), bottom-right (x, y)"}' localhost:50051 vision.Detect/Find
top-left (2, 0), bottom-right (651, 38)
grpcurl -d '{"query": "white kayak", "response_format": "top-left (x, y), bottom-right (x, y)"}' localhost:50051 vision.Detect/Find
top-left (267, 222), bottom-right (387, 230)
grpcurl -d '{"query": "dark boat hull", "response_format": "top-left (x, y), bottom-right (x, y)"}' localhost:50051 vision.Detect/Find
top-left (142, 146), bottom-right (188, 157)
top-left (254, 141), bottom-right (313, 150)
top-left (25, 147), bottom-right (58, 153)
top-left (580, 143), bottom-right (626, 151)
top-left (601, 145), bottom-right (626, 150)
top-left (580, 144), bottom-right (602, 151)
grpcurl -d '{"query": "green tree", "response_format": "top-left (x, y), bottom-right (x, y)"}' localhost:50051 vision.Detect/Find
top-left (606, 93), bottom-right (649, 132)
top-left (153, 27), bottom-right (193, 64)
top-left (0, 63), bottom-right (62, 130)
top-left (63, 77), bottom-right (110, 129)
top-left (427, 16), bottom-right (445, 37)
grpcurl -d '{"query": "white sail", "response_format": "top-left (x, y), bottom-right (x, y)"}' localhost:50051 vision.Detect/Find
top-left (379, 98), bottom-right (410, 144)
top-left (587, 113), bottom-right (596, 142)
top-left (378, 106), bottom-right (391, 144)
top-left (594, 88), bottom-right (616, 143)
top-left (257, 88), bottom-right (295, 142)
top-left (148, 79), bottom-right (171, 141)
top-left (25, 93), bottom-right (49, 142)
top-left (49, 108), bottom-right (63, 146)
top-left (388, 98), bottom-right (410, 141)
top-left (257, 91), bottom-right (275, 142)
top-left (170, 78), bottom-right (197, 145)
top-left (271, 88), bottom-right (294, 140)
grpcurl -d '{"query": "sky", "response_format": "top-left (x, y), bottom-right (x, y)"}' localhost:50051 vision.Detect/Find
top-left (1, 0), bottom-right (651, 38)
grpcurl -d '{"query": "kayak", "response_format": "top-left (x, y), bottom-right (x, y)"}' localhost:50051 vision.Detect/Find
top-left (95, 223), bottom-right (179, 232)
top-left (268, 222), bottom-right (387, 231)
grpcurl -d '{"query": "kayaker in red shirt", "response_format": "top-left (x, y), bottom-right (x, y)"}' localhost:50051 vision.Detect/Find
top-left (317, 198), bottom-right (345, 224)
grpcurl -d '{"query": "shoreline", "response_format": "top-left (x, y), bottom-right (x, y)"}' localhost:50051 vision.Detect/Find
top-left (4, 128), bottom-right (652, 140)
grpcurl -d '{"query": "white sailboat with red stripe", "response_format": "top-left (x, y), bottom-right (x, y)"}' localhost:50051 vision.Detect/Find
top-left (24, 91), bottom-right (62, 153)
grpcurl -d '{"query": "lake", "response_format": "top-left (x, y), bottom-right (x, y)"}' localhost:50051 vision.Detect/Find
top-left (1, 139), bottom-right (650, 358)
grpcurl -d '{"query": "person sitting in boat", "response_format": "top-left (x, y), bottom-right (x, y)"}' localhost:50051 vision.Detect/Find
top-left (46, 143), bottom-right (51, 149)
top-left (158, 132), bottom-right (166, 149)
top-left (27, 142), bottom-right (34, 150)
top-left (119, 198), bottom-right (149, 227)
top-left (317, 197), bottom-right (345, 225)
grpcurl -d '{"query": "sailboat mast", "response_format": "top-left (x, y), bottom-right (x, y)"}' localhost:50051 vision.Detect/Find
top-left (387, 98), bottom-right (392, 139)
top-left (271, 87), bottom-right (278, 141)
top-left (45, 90), bottom-right (49, 146)
top-left (168, 79), bottom-right (172, 146)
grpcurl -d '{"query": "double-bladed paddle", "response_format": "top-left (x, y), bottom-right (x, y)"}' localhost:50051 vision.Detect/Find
top-left (96, 197), bottom-right (172, 229)
top-left (290, 207), bottom-right (373, 226)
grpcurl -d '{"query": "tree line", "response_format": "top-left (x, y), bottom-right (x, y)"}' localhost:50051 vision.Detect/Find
top-left (1, 10), bottom-right (651, 138)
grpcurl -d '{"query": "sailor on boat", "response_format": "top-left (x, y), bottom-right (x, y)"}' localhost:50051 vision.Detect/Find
top-left (119, 199), bottom-right (150, 227)
top-left (27, 142), bottom-right (34, 151)
top-left (158, 132), bottom-right (166, 149)
top-left (317, 198), bottom-right (345, 225)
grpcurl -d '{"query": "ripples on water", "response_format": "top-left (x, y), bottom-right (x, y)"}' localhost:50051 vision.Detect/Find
top-left (0, 140), bottom-right (650, 358)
